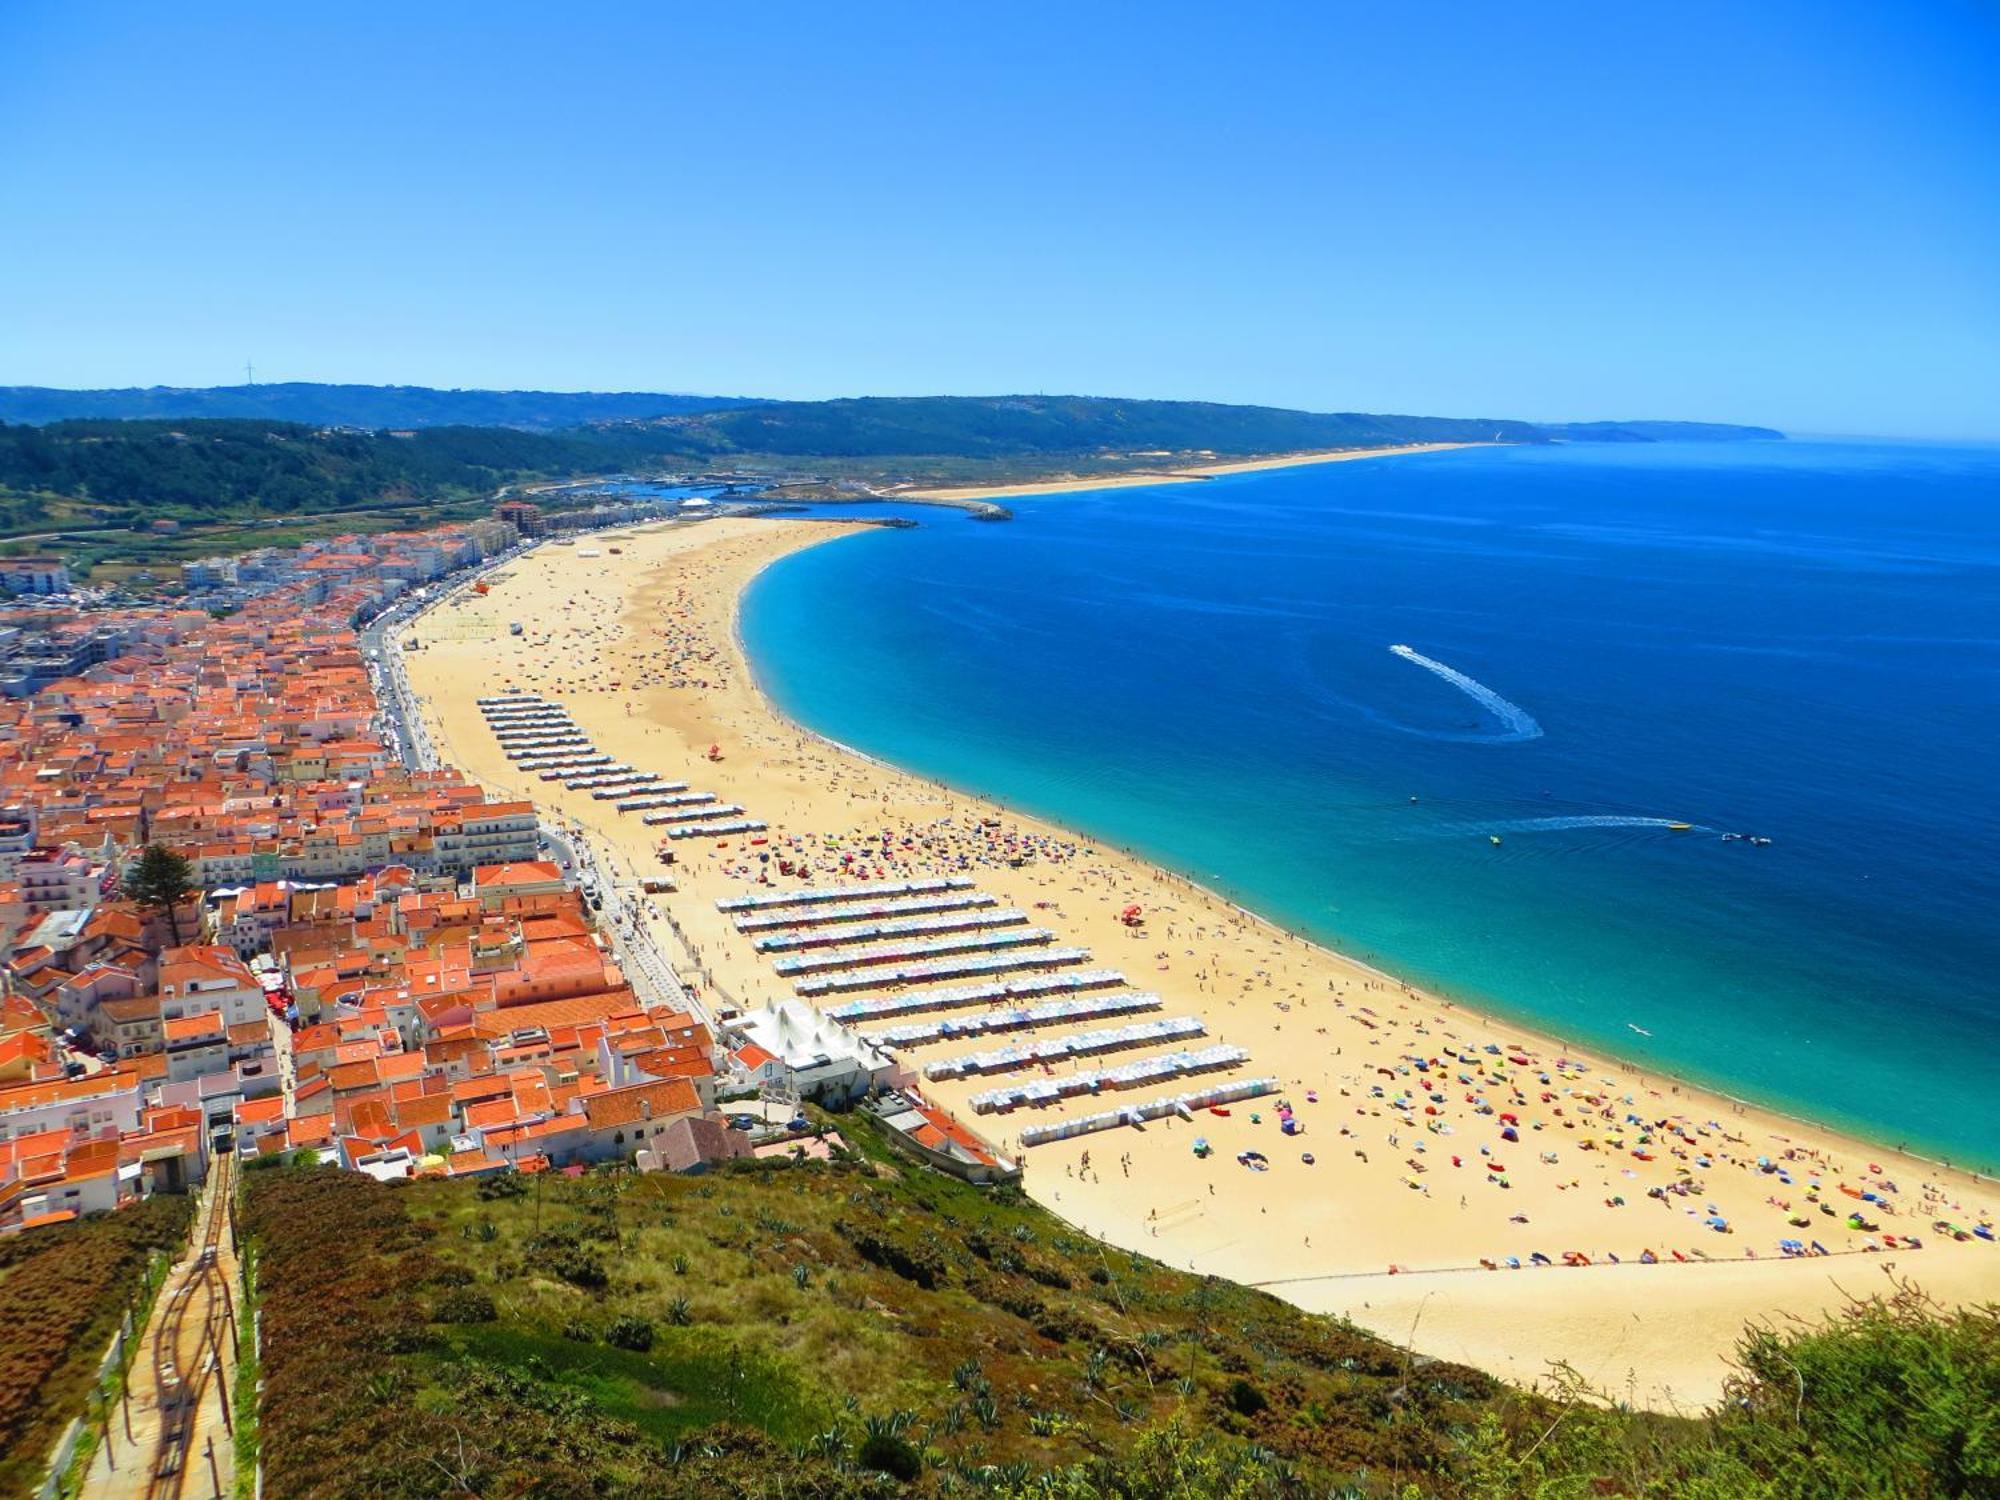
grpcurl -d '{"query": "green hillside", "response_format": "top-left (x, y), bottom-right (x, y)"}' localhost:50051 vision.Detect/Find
top-left (0, 383), bottom-right (753, 430)
top-left (633, 395), bottom-right (1547, 458)
top-left (0, 398), bottom-right (1786, 541)
top-left (240, 1114), bottom-right (1995, 1499)
top-left (0, 419), bottom-right (617, 521)
top-left (1541, 420), bottom-right (1786, 443)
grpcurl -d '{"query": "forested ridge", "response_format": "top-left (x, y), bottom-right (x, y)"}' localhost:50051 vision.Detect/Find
top-left (0, 396), bottom-right (1782, 522)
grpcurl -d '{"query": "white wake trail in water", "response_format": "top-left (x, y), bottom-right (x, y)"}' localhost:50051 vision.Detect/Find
top-left (1478, 816), bottom-right (1707, 834)
top-left (1388, 644), bottom-right (1544, 743)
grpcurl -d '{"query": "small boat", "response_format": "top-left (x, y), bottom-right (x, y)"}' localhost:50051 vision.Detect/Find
top-left (1668, 822), bottom-right (1693, 831)
top-left (1489, 835), bottom-right (1503, 846)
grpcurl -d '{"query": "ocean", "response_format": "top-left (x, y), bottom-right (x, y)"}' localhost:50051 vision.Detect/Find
top-left (738, 441), bottom-right (2000, 1167)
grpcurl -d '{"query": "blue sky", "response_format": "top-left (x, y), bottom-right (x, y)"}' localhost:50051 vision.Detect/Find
top-left (2, 1), bottom-right (1996, 436)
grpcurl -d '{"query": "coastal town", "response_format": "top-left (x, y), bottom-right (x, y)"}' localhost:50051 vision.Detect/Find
top-left (1, 487), bottom-right (1995, 1492)
top-left (1, 496), bottom-right (1012, 1235)
top-left (5, 7), bottom-right (1992, 1489)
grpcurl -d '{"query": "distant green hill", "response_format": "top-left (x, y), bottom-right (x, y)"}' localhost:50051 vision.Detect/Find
top-left (0, 382), bottom-right (754, 430)
top-left (1542, 419), bottom-right (1786, 443)
top-left (0, 397), bottom-right (1786, 533)
top-left (1, 384), bottom-right (1785, 449)
top-left (634, 394), bottom-right (1549, 457)
top-left (0, 418), bottom-right (614, 516)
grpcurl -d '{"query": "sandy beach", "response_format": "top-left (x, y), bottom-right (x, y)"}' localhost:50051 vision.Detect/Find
top-left (402, 512), bottom-right (2000, 1411)
top-left (896, 443), bottom-right (1484, 501)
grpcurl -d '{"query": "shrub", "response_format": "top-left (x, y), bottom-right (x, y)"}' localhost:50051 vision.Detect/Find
top-left (1226, 1377), bottom-right (1267, 1418)
top-left (432, 1288), bottom-right (496, 1325)
top-left (605, 1315), bottom-right (655, 1352)
top-left (475, 1169), bottom-right (528, 1201)
top-left (1026, 1260), bottom-right (1073, 1291)
top-left (526, 1234), bottom-right (609, 1290)
top-left (839, 1221), bottom-right (946, 1290)
top-left (857, 1430), bottom-right (921, 1481)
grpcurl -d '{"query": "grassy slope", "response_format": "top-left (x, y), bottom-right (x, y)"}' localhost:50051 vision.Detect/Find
top-left (243, 1117), bottom-right (1507, 1498)
top-left (241, 1114), bottom-right (1997, 1498)
top-left (0, 1195), bottom-right (193, 1500)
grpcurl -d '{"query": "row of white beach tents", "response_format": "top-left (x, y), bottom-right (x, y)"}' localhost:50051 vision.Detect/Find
top-left (923, 1015), bottom-right (1205, 1081)
top-left (968, 1044), bottom-right (1249, 1114)
top-left (1016, 1076), bottom-right (1280, 1147)
top-left (795, 946), bottom-right (1090, 996)
top-left (645, 803), bottom-right (744, 826)
top-left (717, 876), bottom-right (974, 913)
top-left (616, 788), bottom-right (699, 812)
top-left (864, 990), bottom-right (1161, 1048)
top-left (752, 907), bottom-right (1027, 953)
top-left (665, 818), bottom-right (768, 840)
top-left (771, 926), bottom-right (1055, 977)
top-left (824, 968), bottom-right (1127, 1022)
top-left (734, 890), bottom-right (996, 932)
top-left (484, 699), bottom-right (748, 845)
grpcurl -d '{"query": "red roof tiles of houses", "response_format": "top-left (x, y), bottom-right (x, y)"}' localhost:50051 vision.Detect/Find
top-left (581, 1076), bottom-right (700, 1132)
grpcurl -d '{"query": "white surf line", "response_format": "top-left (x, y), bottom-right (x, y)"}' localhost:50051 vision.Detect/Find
top-left (1388, 643), bottom-right (1543, 743)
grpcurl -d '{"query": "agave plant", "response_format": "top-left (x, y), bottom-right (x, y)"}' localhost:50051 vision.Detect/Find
top-left (863, 1408), bottom-right (917, 1439)
top-left (810, 1425), bottom-right (851, 1464)
top-left (1083, 1346), bottom-right (1111, 1388)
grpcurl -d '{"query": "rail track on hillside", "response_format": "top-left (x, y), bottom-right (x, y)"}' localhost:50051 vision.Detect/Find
top-left (142, 1154), bottom-right (236, 1500)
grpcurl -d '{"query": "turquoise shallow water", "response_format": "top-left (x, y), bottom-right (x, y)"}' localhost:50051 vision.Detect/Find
top-left (738, 442), bottom-right (2000, 1168)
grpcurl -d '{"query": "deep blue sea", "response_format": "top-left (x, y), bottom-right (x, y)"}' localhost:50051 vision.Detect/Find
top-left (738, 442), bottom-right (2000, 1167)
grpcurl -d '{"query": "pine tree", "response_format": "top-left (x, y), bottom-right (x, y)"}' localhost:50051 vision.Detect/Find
top-left (127, 842), bottom-right (195, 947)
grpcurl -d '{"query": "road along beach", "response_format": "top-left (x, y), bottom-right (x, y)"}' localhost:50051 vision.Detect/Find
top-left (401, 512), bottom-right (1999, 1411)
